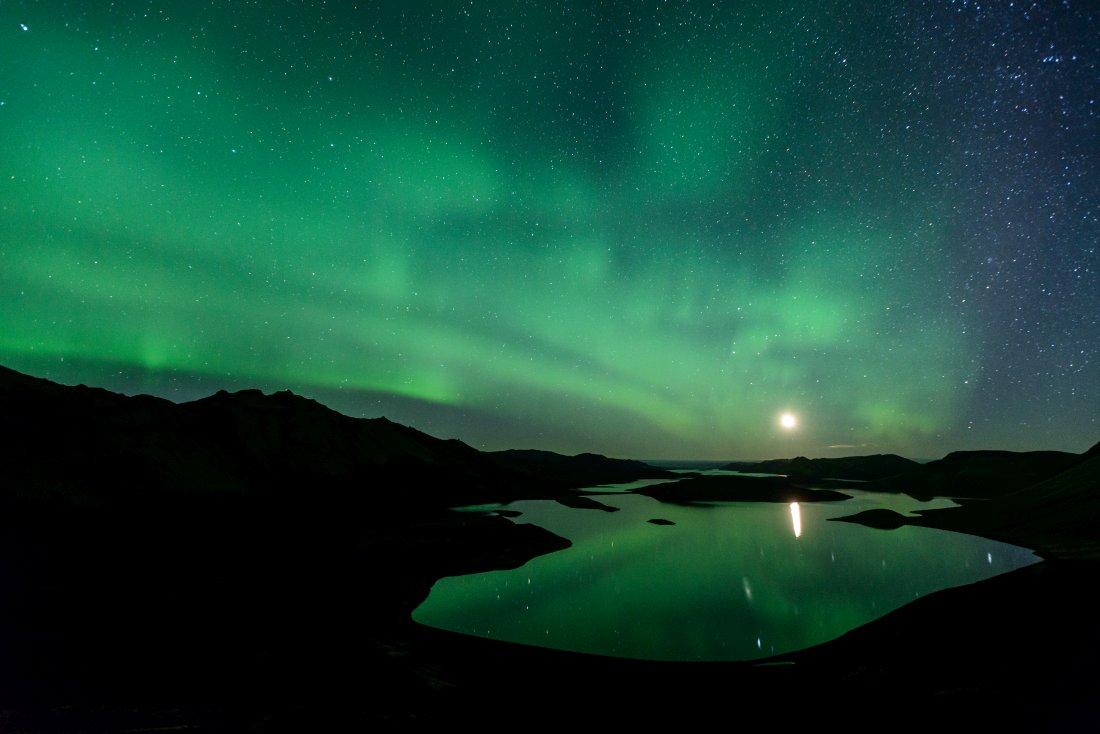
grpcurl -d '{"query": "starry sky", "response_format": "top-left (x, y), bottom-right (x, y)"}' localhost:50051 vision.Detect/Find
top-left (1, 1), bottom-right (1097, 461)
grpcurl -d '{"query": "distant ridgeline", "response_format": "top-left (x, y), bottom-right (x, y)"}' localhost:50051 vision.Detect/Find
top-left (721, 450), bottom-right (1083, 500)
top-left (0, 362), bottom-right (1096, 543)
top-left (720, 454), bottom-right (919, 482)
top-left (0, 364), bottom-right (676, 514)
top-left (720, 442), bottom-right (1100, 561)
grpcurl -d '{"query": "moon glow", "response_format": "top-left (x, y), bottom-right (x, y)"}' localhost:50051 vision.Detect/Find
top-left (780, 412), bottom-right (798, 430)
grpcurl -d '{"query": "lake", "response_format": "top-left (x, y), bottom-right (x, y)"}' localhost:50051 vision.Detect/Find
top-left (412, 480), bottom-right (1040, 661)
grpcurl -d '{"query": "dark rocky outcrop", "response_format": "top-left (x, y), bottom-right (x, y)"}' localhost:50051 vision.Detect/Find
top-left (829, 508), bottom-right (910, 530)
top-left (554, 493), bottom-right (620, 511)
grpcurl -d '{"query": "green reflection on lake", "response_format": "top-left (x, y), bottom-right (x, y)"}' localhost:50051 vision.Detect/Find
top-left (413, 488), bottom-right (1039, 661)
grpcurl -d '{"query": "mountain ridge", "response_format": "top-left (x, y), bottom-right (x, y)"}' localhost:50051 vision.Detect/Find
top-left (0, 364), bottom-right (677, 511)
top-left (0, 363), bottom-right (1098, 729)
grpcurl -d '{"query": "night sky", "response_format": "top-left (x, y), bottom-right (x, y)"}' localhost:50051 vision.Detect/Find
top-left (2, 1), bottom-right (1097, 460)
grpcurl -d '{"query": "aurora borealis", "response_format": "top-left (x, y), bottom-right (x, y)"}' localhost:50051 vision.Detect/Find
top-left (1, 1), bottom-right (1097, 460)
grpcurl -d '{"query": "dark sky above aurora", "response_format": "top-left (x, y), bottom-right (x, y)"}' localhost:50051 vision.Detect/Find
top-left (1, 1), bottom-right (1097, 460)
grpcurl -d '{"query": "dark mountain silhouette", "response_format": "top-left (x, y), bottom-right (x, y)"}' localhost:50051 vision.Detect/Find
top-left (0, 364), bottom-right (512, 509)
top-left (0, 363), bottom-right (1098, 730)
top-left (719, 453), bottom-right (919, 481)
top-left (908, 441), bottom-right (1100, 560)
top-left (0, 364), bottom-right (671, 512)
top-left (871, 448), bottom-right (1081, 500)
top-left (830, 442), bottom-right (1100, 561)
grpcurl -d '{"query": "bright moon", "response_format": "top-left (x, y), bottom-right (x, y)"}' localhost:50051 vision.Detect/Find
top-left (780, 412), bottom-right (798, 430)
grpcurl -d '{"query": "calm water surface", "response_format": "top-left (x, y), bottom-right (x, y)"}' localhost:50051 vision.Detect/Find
top-left (413, 483), bottom-right (1039, 661)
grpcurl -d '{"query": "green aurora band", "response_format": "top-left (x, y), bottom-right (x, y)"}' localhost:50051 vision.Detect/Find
top-left (2, 2), bottom-right (1097, 459)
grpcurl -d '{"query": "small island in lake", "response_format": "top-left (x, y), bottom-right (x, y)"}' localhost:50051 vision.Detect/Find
top-left (633, 473), bottom-right (852, 503)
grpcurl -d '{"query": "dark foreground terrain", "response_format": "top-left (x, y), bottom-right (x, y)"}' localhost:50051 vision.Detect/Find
top-left (1, 365), bottom-right (1097, 731)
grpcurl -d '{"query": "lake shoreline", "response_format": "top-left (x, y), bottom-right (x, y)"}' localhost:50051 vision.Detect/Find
top-left (391, 492), bottom-right (1099, 729)
top-left (397, 558), bottom-right (1099, 728)
top-left (4, 502), bottom-right (1093, 732)
top-left (413, 488), bottom-right (1038, 662)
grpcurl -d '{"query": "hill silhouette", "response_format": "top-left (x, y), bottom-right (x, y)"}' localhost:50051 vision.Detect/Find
top-left (908, 441), bottom-right (1100, 560)
top-left (0, 364), bottom-right (1097, 730)
top-left (0, 364), bottom-right (672, 512)
top-left (873, 448), bottom-right (1081, 500)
